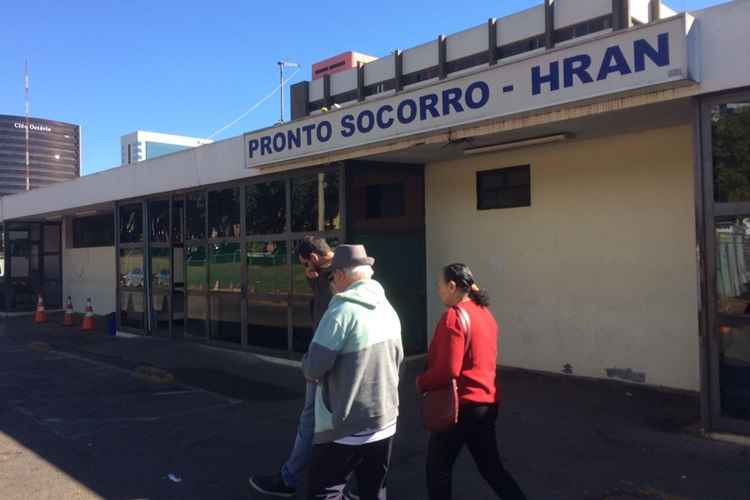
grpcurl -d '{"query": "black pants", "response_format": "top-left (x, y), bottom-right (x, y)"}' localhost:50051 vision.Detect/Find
top-left (426, 403), bottom-right (526, 500)
top-left (306, 437), bottom-right (392, 500)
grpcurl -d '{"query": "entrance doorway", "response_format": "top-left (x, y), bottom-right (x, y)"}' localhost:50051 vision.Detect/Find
top-left (346, 160), bottom-right (427, 355)
top-left (700, 90), bottom-right (750, 434)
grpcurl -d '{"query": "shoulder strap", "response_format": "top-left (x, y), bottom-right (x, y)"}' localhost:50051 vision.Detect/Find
top-left (454, 305), bottom-right (472, 355)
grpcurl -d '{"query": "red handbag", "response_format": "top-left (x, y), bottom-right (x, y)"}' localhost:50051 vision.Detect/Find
top-left (419, 306), bottom-right (471, 432)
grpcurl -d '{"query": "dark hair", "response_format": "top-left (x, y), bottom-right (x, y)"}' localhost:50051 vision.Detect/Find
top-left (297, 235), bottom-right (331, 260)
top-left (442, 263), bottom-right (490, 307)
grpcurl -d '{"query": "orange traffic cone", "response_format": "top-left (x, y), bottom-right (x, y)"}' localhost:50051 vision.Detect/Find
top-left (63, 296), bottom-right (74, 326)
top-left (34, 292), bottom-right (48, 324)
top-left (81, 298), bottom-right (96, 332)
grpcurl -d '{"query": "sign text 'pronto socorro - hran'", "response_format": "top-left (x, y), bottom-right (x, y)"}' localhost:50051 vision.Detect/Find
top-left (245, 15), bottom-right (696, 168)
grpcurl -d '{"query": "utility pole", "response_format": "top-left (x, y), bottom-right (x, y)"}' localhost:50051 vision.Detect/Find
top-left (277, 61), bottom-right (299, 123)
top-left (24, 61), bottom-right (30, 191)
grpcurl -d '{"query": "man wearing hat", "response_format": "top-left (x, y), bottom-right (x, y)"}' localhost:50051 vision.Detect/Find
top-left (303, 244), bottom-right (403, 500)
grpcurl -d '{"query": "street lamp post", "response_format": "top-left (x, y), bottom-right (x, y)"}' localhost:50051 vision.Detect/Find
top-left (278, 60), bottom-right (299, 123)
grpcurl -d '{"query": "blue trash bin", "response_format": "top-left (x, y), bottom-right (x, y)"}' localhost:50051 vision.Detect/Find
top-left (107, 313), bottom-right (117, 337)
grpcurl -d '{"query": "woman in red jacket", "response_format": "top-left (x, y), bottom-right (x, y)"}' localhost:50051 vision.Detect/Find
top-left (417, 263), bottom-right (526, 500)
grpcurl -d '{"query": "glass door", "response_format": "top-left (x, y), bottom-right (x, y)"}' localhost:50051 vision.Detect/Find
top-left (117, 202), bottom-right (146, 333)
top-left (42, 223), bottom-right (62, 309)
top-left (702, 92), bottom-right (750, 433)
top-left (148, 198), bottom-right (171, 337)
top-left (185, 192), bottom-right (208, 339)
top-left (172, 196), bottom-right (186, 339)
top-left (207, 187), bottom-right (242, 345)
top-left (714, 217), bottom-right (750, 423)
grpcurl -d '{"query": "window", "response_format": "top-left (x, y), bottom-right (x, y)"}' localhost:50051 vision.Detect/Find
top-left (366, 183), bottom-right (406, 219)
top-left (247, 180), bottom-right (286, 235)
top-left (554, 15), bottom-right (613, 44)
top-left (497, 35), bottom-right (545, 59)
top-left (247, 240), bottom-right (289, 295)
top-left (476, 165), bottom-right (531, 210)
top-left (208, 188), bottom-right (240, 239)
top-left (73, 214), bottom-right (114, 248)
top-left (291, 171), bottom-right (341, 232)
top-left (149, 200), bottom-right (169, 243)
top-left (119, 248), bottom-right (144, 288)
top-left (0, 226), bottom-right (5, 278)
top-left (150, 247), bottom-right (171, 288)
top-left (172, 198), bottom-right (184, 242)
top-left (119, 203), bottom-right (143, 244)
top-left (186, 192), bottom-right (206, 240)
top-left (144, 141), bottom-right (189, 160)
top-left (446, 52), bottom-right (490, 74)
top-left (402, 66), bottom-right (441, 87)
top-left (127, 144), bottom-right (132, 164)
top-left (209, 242), bottom-right (241, 291)
top-left (712, 101), bottom-right (750, 203)
top-left (186, 245), bottom-right (207, 291)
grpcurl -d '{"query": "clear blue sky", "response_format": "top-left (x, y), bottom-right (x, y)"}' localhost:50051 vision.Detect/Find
top-left (1, 0), bottom-right (726, 174)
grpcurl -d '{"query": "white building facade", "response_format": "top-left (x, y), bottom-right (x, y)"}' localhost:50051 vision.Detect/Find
top-left (2, 0), bottom-right (750, 435)
top-left (120, 130), bottom-right (212, 165)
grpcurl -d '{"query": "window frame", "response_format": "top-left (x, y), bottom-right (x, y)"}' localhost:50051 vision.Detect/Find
top-left (476, 165), bottom-right (532, 211)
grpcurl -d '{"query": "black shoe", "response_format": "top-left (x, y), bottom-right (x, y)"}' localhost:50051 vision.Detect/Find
top-left (249, 474), bottom-right (296, 498)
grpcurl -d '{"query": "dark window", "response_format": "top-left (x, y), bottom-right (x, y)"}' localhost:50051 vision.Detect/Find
top-left (119, 203), bottom-right (143, 243)
top-left (329, 61), bottom-right (346, 70)
top-left (476, 165), bottom-right (531, 210)
top-left (186, 192), bottom-right (206, 240)
top-left (308, 99), bottom-right (327, 113)
top-left (247, 180), bottom-right (286, 235)
top-left (446, 52), bottom-right (490, 74)
top-left (497, 35), bottom-right (546, 59)
top-left (73, 214), bottom-right (114, 248)
top-left (402, 66), bottom-right (441, 87)
top-left (0, 225), bottom-right (5, 278)
top-left (291, 171), bottom-right (341, 232)
top-left (149, 199), bottom-right (169, 243)
top-left (712, 101), bottom-right (750, 203)
top-left (127, 144), bottom-right (132, 164)
top-left (208, 187), bottom-right (240, 239)
top-left (366, 184), bottom-right (406, 219)
top-left (172, 198), bottom-right (184, 242)
top-left (332, 90), bottom-right (358, 105)
top-left (554, 15), bottom-right (613, 44)
top-left (364, 81), bottom-right (392, 98)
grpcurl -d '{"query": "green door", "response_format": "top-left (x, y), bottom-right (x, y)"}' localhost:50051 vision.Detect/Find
top-left (346, 161), bottom-right (427, 355)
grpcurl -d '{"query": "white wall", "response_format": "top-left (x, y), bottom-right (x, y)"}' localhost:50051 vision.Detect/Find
top-left (63, 246), bottom-right (116, 314)
top-left (425, 124), bottom-right (700, 391)
top-left (630, 0), bottom-right (652, 24)
top-left (497, 5), bottom-right (545, 45)
top-left (556, 0), bottom-right (611, 28)
top-left (1, 135), bottom-right (246, 221)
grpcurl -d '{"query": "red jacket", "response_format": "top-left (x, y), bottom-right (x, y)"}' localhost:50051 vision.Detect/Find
top-left (417, 301), bottom-right (500, 405)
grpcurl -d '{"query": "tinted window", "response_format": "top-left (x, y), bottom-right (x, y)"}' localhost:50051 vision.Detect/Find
top-left (366, 184), bottom-right (405, 219)
top-left (477, 165), bottom-right (531, 210)
top-left (291, 171), bottom-right (340, 232)
top-left (247, 180), bottom-right (286, 235)
top-left (119, 204), bottom-right (143, 244)
top-left (209, 188), bottom-right (240, 239)
top-left (186, 192), bottom-right (206, 240)
top-left (713, 102), bottom-right (750, 203)
top-left (73, 214), bottom-right (114, 248)
top-left (149, 200), bottom-right (170, 243)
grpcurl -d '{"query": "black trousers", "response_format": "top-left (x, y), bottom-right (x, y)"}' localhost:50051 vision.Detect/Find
top-left (306, 437), bottom-right (392, 500)
top-left (426, 403), bottom-right (526, 500)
